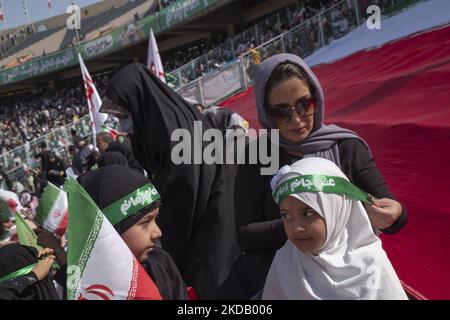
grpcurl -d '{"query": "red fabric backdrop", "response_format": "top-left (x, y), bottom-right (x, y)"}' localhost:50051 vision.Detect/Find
top-left (221, 25), bottom-right (450, 299)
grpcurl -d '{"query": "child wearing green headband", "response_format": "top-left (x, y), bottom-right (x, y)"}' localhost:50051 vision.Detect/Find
top-left (263, 157), bottom-right (407, 300)
top-left (76, 165), bottom-right (188, 300)
top-left (38, 165), bottom-right (188, 300)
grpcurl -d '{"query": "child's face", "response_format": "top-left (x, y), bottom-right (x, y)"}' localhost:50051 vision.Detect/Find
top-left (280, 196), bottom-right (326, 254)
top-left (121, 207), bottom-right (162, 262)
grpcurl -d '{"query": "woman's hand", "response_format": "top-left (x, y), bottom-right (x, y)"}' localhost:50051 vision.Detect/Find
top-left (35, 227), bottom-right (60, 251)
top-left (36, 228), bottom-right (67, 265)
top-left (33, 248), bottom-right (55, 281)
top-left (364, 195), bottom-right (402, 230)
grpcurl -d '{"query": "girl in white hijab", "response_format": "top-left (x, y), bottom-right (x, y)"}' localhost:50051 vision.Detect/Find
top-left (263, 157), bottom-right (407, 300)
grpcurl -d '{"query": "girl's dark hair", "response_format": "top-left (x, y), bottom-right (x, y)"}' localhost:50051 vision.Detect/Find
top-left (265, 63), bottom-right (316, 107)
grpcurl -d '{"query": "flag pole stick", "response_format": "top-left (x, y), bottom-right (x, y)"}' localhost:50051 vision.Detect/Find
top-left (0, 0), bottom-right (6, 29)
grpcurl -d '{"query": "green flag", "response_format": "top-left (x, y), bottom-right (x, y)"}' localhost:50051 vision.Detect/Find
top-left (15, 213), bottom-right (43, 252)
top-left (16, 213), bottom-right (61, 270)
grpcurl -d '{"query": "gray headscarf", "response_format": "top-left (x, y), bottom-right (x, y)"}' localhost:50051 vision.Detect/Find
top-left (253, 53), bottom-right (370, 167)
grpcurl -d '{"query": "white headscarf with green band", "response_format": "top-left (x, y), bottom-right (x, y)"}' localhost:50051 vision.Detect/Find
top-left (263, 157), bottom-right (407, 300)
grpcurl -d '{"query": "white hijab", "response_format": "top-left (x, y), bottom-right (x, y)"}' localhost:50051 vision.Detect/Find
top-left (262, 158), bottom-right (407, 300)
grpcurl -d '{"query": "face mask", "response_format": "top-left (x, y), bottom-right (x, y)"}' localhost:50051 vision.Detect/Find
top-left (119, 116), bottom-right (134, 134)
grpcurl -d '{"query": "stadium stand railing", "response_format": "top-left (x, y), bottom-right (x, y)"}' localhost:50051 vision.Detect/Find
top-left (166, 0), bottom-right (410, 92)
top-left (1, 114), bottom-right (92, 183)
top-left (174, 0), bottom-right (361, 105)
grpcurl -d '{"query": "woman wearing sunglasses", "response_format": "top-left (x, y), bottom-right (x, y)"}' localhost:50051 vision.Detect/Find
top-left (233, 53), bottom-right (407, 299)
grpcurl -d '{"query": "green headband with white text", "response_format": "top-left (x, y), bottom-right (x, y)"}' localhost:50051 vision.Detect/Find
top-left (273, 174), bottom-right (371, 205)
top-left (102, 184), bottom-right (161, 226)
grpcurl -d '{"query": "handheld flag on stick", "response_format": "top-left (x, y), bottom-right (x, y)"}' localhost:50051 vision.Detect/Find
top-left (101, 125), bottom-right (118, 141)
top-left (0, 189), bottom-right (22, 220)
top-left (65, 178), bottom-right (162, 300)
top-left (36, 182), bottom-right (68, 237)
top-left (0, 2), bottom-right (5, 23)
top-left (15, 213), bottom-right (43, 252)
top-left (78, 53), bottom-right (108, 148)
top-left (147, 28), bottom-right (166, 83)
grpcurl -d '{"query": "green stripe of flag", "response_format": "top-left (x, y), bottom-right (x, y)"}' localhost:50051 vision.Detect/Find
top-left (66, 177), bottom-right (104, 299)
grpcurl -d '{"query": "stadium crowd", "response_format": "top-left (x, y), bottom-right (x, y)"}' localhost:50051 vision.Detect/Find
top-left (161, 0), bottom-right (357, 75)
top-left (0, 75), bottom-right (109, 154)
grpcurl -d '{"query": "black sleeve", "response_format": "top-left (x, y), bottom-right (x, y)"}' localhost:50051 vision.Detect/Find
top-left (338, 139), bottom-right (407, 234)
top-left (0, 171), bottom-right (12, 190)
top-left (52, 263), bottom-right (67, 291)
top-left (234, 162), bottom-right (287, 253)
top-left (143, 247), bottom-right (188, 300)
top-left (0, 272), bottom-right (38, 300)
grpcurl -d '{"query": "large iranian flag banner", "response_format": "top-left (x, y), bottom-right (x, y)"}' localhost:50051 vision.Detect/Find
top-left (66, 178), bottom-right (162, 300)
top-left (36, 182), bottom-right (68, 237)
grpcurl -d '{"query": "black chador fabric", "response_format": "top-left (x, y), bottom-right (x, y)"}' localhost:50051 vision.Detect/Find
top-left (105, 140), bottom-right (145, 175)
top-left (203, 107), bottom-right (234, 135)
top-left (77, 165), bottom-right (187, 299)
top-left (103, 64), bottom-right (240, 299)
top-left (142, 246), bottom-right (188, 300)
top-left (98, 151), bottom-right (129, 168)
top-left (0, 244), bottom-right (59, 300)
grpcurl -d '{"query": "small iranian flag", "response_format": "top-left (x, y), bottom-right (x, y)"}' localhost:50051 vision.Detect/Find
top-left (147, 28), bottom-right (166, 83)
top-left (101, 125), bottom-right (118, 141)
top-left (66, 178), bottom-right (162, 300)
top-left (36, 182), bottom-right (68, 237)
top-left (0, 189), bottom-right (22, 220)
top-left (78, 53), bottom-right (108, 149)
top-left (0, 2), bottom-right (5, 23)
top-left (15, 213), bottom-right (43, 252)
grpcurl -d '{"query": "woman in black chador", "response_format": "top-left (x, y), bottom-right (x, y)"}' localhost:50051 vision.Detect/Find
top-left (100, 64), bottom-right (241, 299)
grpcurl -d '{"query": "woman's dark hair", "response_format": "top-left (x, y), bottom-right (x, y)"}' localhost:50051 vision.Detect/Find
top-left (265, 63), bottom-right (316, 107)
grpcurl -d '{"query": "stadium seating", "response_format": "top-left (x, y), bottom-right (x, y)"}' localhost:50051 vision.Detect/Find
top-left (85, 0), bottom-right (155, 41)
top-left (0, 26), bottom-right (64, 67)
top-left (60, 0), bottom-right (151, 49)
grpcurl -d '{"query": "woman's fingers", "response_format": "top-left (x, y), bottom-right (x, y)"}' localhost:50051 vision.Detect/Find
top-left (365, 199), bottom-right (402, 230)
top-left (38, 247), bottom-right (54, 258)
top-left (32, 255), bottom-right (55, 281)
top-left (367, 195), bottom-right (399, 209)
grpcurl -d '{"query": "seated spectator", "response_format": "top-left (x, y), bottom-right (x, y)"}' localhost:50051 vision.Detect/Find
top-left (263, 158), bottom-right (408, 300)
top-left (0, 245), bottom-right (59, 300)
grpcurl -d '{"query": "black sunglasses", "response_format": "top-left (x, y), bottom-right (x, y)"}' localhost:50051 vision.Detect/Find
top-left (267, 97), bottom-right (316, 124)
